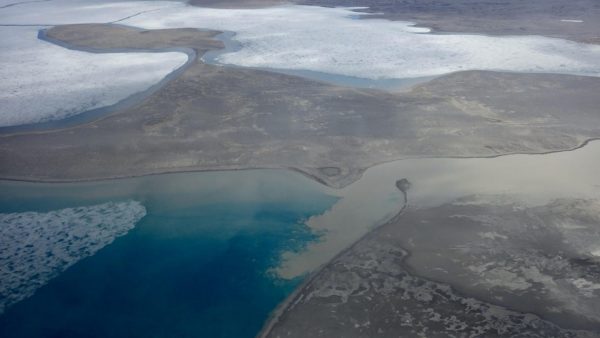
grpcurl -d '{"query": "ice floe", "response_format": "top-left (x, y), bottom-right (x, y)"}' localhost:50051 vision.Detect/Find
top-left (0, 200), bottom-right (146, 313)
top-left (0, 26), bottom-right (187, 127)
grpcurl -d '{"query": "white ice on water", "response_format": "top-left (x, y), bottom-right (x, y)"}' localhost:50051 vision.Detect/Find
top-left (275, 141), bottom-right (600, 279)
top-left (125, 4), bottom-right (600, 79)
top-left (0, 26), bottom-right (187, 127)
top-left (0, 0), bottom-right (187, 127)
top-left (0, 200), bottom-right (146, 313)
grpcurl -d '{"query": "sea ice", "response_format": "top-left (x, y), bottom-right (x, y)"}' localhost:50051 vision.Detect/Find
top-left (0, 26), bottom-right (188, 127)
top-left (0, 200), bottom-right (146, 313)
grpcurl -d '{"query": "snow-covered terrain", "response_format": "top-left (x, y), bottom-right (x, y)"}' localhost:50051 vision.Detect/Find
top-left (0, 200), bottom-right (146, 313)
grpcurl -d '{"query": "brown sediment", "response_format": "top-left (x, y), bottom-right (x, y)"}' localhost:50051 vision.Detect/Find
top-left (260, 192), bottom-right (600, 336)
top-left (257, 186), bottom-right (409, 338)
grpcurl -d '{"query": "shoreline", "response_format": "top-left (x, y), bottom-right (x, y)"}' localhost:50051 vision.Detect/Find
top-left (257, 187), bottom-right (409, 338)
top-left (260, 218), bottom-right (598, 336)
top-left (1, 137), bottom-right (598, 190)
top-left (255, 136), bottom-right (600, 336)
top-left (2, 136), bottom-right (599, 335)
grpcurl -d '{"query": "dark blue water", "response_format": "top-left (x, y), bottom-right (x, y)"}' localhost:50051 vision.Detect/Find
top-left (0, 170), bottom-right (338, 338)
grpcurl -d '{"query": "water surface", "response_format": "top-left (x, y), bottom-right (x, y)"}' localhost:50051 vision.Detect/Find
top-left (0, 170), bottom-right (338, 338)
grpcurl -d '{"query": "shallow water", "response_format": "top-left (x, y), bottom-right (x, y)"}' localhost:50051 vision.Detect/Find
top-left (276, 140), bottom-right (600, 278)
top-left (0, 170), bottom-right (338, 338)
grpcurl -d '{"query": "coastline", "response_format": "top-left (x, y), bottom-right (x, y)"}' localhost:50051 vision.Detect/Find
top-left (2, 1), bottom-right (600, 336)
top-left (1, 137), bottom-right (598, 190)
top-left (257, 186), bottom-right (409, 338)
top-left (3, 136), bottom-right (600, 336)
top-left (259, 219), bottom-right (599, 336)
top-left (256, 136), bottom-right (600, 336)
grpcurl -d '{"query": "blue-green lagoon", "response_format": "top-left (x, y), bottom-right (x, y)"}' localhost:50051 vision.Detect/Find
top-left (0, 170), bottom-right (338, 338)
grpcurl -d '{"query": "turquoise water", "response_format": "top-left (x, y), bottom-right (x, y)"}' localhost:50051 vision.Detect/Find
top-left (0, 170), bottom-right (338, 338)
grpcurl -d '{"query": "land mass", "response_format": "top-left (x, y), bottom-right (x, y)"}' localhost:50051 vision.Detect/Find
top-left (2, 2), bottom-right (600, 337)
top-left (1, 24), bottom-right (600, 188)
top-left (297, 0), bottom-right (600, 44)
top-left (186, 0), bottom-right (600, 44)
top-left (261, 197), bottom-right (600, 337)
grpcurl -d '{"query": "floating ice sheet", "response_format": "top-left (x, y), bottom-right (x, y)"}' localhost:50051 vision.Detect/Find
top-left (0, 200), bottom-right (146, 313)
top-left (0, 26), bottom-right (188, 127)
